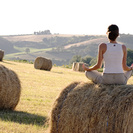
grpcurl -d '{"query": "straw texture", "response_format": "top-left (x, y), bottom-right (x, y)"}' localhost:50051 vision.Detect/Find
top-left (0, 64), bottom-right (21, 110)
top-left (50, 81), bottom-right (133, 133)
top-left (34, 57), bottom-right (52, 71)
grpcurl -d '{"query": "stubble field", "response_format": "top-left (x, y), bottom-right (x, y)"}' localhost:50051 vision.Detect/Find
top-left (0, 60), bottom-right (89, 133)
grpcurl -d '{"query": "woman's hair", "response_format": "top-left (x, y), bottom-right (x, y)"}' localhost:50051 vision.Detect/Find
top-left (107, 24), bottom-right (119, 41)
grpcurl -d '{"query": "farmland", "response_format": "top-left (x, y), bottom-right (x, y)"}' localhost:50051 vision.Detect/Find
top-left (0, 60), bottom-right (89, 133)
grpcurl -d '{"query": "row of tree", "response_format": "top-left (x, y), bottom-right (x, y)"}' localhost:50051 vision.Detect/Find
top-left (34, 30), bottom-right (51, 35)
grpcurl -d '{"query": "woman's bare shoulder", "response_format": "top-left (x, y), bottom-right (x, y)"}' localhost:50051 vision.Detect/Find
top-left (99, 43), bottom-right (106, 46)
top-left (99, 43), bottom-right (107, 49)
top-left (98, 43), bottom-right (107, 54)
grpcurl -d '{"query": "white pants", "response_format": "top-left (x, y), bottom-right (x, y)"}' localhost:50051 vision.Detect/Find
top-left (85, 70), bottom-right (132, 85)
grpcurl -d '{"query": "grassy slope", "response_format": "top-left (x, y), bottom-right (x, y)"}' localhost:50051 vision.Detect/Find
top-left (0, 60), bottom-right (89, 133)
top-left (4, 46), bottom-right (53, 60)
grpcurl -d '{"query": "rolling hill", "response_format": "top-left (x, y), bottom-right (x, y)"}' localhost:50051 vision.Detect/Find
top-left (0, 37), bottom-right (18, 54)
top-left (1, 33), bottom-right (133, 65)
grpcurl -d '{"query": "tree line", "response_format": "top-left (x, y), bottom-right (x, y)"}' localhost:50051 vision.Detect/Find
top-left (34, 30), bottom-right (51, 35)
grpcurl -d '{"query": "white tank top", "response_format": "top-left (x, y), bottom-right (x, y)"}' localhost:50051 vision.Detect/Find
top-left (103, 43), bottom-right (124, 73)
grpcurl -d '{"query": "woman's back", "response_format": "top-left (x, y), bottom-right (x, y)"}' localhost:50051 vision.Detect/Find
top-left (103, 43), bottom-right (124, 73)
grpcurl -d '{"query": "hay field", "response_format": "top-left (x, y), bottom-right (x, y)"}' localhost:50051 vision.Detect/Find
top-left (0, 60), bottom-right (133, 133)
top-left (0, 60), bottom-right (89, 133)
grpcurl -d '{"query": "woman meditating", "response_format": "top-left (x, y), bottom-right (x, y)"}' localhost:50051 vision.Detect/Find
top-left (82, 24), bottom-right (133, 85)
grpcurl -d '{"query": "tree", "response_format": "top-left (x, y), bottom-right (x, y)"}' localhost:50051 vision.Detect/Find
top-left (81, 56), bottom-right (93, 65)
top-left (25, 48), bottom-right (30, 54)
top-left (69, 55), bottom-right (82, 64)
top-left (127, 48), bottom-right (133, 66)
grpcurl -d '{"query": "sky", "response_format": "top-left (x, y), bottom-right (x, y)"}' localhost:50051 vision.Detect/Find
top-left (0, 0), bottom-right (133, 35)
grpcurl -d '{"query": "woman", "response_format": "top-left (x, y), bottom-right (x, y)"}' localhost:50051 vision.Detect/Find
top-left (82, 24), bottom-right (133, 85)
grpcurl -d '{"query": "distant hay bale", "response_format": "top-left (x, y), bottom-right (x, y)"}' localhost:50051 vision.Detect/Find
top-left (72, 62), bottom-right (89, 72)
top-left (0, 49), bottom-right (4, 61)
top-left (34, 57), bottom-right (52, 71)
top-left (0, 64), bottom-right (21, 110)
top-left (50, 82), bottom-right (133, 133)
top-left (72, 62), bottom-right (77, 71)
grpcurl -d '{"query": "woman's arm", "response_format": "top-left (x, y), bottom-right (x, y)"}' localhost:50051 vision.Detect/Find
top-left (83, 43), bottom-right (106, 71)
top-left (122, 45), bottom-right (133, 71)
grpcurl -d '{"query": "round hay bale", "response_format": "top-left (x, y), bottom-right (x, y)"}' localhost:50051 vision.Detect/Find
top-left (72, 62), bottom-right (77, 71)
top-left (50, 82), bottom-right (133, 133)
top-left (0, 49), bottom-right (4, 61)
top-left (77, 62), bottom-right (84, 72)
top-left (34, 57), bottom-right (52, 71)
top-left (0, 64), bottom-right (21, 110)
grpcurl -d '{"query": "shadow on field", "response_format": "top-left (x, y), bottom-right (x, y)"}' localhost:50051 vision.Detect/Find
top-left (0, 110), bottom-right (47, 126)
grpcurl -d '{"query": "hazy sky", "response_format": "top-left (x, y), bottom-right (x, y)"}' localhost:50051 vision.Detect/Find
top-left (0, 0), bottom-right (133, 35)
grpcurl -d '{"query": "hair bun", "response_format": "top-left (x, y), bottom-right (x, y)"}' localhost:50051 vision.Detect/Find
top-left (107, 25), bottom-right (119, 41)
